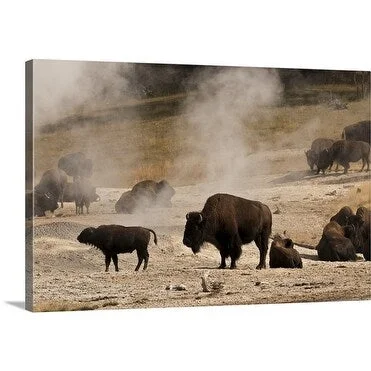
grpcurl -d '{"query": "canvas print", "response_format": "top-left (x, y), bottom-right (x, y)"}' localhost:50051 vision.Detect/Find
top-left (25, 60), bottom-right (370, 312)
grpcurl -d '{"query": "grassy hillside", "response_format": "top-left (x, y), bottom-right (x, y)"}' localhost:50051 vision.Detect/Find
top-left (34, 94), bottom-right (370, 188)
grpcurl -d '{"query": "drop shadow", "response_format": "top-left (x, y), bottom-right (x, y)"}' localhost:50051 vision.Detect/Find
top-left (5, 301), bottom-right (25, 310)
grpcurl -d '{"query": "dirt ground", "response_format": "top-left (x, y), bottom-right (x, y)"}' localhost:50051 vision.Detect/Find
top-left (28, 148), bottom-right (371, 311)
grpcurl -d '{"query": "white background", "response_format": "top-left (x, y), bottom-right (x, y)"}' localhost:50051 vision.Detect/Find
top-left (0, 1), bottom-right (370, 370)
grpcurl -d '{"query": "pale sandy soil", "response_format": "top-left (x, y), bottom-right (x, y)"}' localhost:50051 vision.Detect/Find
top-left (28, 149), bottom-right (371, 311)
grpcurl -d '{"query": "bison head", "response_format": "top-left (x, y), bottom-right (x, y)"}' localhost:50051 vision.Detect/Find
top-left (34, 191), bottom-right (59, 216)
top-left (77, 227), bottom-right (97, 245)
top-left (271, 233), bottom-right (294, 249)
top-left (305, 149), bottom-right (318, 170)
top-left (317, 148), bottom-right (333, 172)
top-left (344, 215), bottom-right (366, 253)
top-left (183, 212), bottom-right (205, 253)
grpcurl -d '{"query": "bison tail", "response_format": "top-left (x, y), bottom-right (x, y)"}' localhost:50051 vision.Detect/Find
top-left (147, 228), bottom-right (158, 245)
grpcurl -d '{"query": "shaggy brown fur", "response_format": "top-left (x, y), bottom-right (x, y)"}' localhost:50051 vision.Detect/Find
top-left (183, 193), bottom-right (272, 270)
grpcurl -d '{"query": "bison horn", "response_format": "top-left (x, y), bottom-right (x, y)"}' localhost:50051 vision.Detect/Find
top-left (186, 213), bottom-right (190, 220)
top-left (198, 213), bottom-right (203, 223)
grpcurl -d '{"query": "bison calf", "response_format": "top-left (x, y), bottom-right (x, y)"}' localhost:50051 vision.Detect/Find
top-left (269, 233), bottom-right (303, 268)
top-left (77, 225), bottom-right (158, 271)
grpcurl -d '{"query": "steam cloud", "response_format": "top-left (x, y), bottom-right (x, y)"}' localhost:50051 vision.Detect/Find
top-left (175, 67), bottom-right (283, 189)
top-left (33, 60), bottom-right (132, 125)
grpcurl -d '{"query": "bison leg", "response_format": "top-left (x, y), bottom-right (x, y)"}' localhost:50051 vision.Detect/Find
top-left (230, 245), bottom-right (242, 269)
top-left (218, 250), bottom-right (227, 269)
top-left (135, 250), bottom-right (144, 271)
top-left (105, 254), bottom-right (112, 272)
top-left (342, 162), bottom-right (350, 174)
top-left (112, 254), bottom-right (119, 272)
top-left (255, 233), bottom-right (268, 269)
top-left (229, 236), bottom-right (242, 269)
top-left (364, 156), bottom-right (370, 172)
top-left (143, 251), bottom-right (149, 270)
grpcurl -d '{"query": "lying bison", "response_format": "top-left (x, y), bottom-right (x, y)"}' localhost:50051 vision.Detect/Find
top-left (316, 221), bottom-right (357, 261)
top-left (183, 193), bottom-right (272, 269)
top-left (77, 225), bottom-right (158, 271)
top-left (305, 138), bottom-right (334, 171)
top-left (317, 140), bottom-right (370, 174)
top-left (330, 206), bottom-right (354, 226)
top-left (115, 190), bottom-right (147, 214)
top-left (132, 179), bottom-right (175, 207)
top-left (33, 168), bottom-right (67, 215)
top-left (342, 120), bottom-right (370, 144)
top-left (115, 179), bottom-right (175, 214)
top-left (269, 233), bottom-right (303, 268)
top-left (58, 152), bottom-right (93, 179)
top-left (26, 190), bottom-right (59, 218)
top-left (345, 207), bottom-right (370, 260)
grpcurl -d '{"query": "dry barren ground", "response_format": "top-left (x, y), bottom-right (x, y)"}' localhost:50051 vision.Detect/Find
top-left (29, 149), bottom-right (371, 311)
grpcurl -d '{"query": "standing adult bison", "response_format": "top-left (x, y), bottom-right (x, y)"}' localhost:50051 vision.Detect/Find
top-left (342, 120), bottom-right (371, 144)
top-left (34, 168), bottom-right (67, 211)
top-left (305, 138), bottom-right (334, 171)
top-left (317, 140), bottom-right (370, 174)
top-left (62, 182), bottom-right (100, 204)
top-left (58, 152), bottom-right (93, 179)
top-left (269, 233), bottom-right (303, 268)
top-left (182, 193), bottom-right (272, 269)
top-left (316, 221), bottom-right (357, 261)
top-left (77, 225), bottom-right (158, 271)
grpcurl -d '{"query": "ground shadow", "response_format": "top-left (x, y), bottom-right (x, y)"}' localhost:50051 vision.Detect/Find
top-left (5, 301), bottom-right (25, 310)
top-left (271, 169), bottom-right (369, 185)
top-left (271, 170), bottom-right (319, 185)
top-left (300, 253), bottom-right (319, 261)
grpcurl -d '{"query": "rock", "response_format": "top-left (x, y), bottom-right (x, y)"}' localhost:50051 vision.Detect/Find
top-left (273, 207), bottom-right (281, 215)
top-left (165, 284), bottom-right (187, 291)
top-left (325, 190), bottom-right (336, 196)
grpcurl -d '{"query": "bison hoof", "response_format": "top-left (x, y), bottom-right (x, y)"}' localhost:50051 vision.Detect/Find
top-left (218, 264), bottom-right (226, 269)
top-left (256, 264), bottom-right (266, 270)
top-left (230, 265), bottom-right (236, 270)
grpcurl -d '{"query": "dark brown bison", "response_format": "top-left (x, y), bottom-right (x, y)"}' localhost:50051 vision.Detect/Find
top-left (182, 193), bottom-right (272, 269)
top-left (115, 190), bottom-right (148, 214)
top-left (26, 190), bottom-right (59, 218)
top-left (62, 182), bottom-right (100, 203)
top-left (317, 140), bottom-right (370, 174)
top-left (330, 206), bottom-right (354, 226)
top-left (58, 152), bottom-right (93, 179)
top-left (77, 225), bottom-right (158, 271)
top-left (316, 221), bottom-right (357, 261)
top-left (269, 233), bottom-right (303, 268)
top-left (132, 179), bottom-right (175, 207)
top-left (345, 207), bottom-right (370, 260)
top-left (342, 120), bottom-right (371, 144)
top-left (115, 180), bottom-right (176, 214)
top-left (305, 138), bottom-right (334, 171)
top-left (34, 168), bottom-right (67, 214)
top-left (74, 178), bottom-right (98, 215)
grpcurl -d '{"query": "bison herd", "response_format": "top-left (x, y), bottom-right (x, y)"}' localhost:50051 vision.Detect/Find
top-left (305, 120), bottom-right (370, 174)
top-left (29, 119), bottom-right (370, 273)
